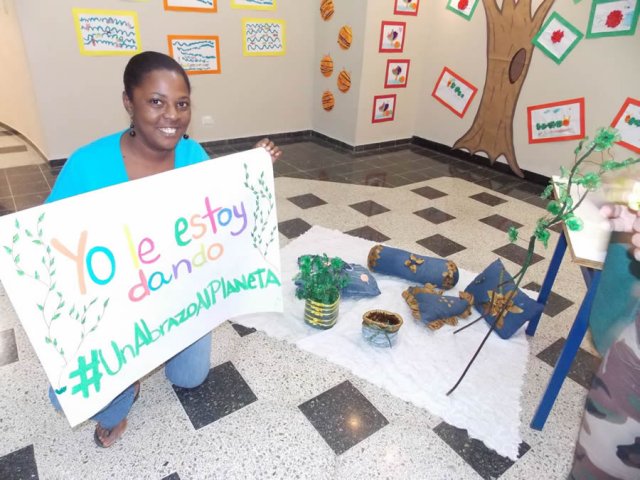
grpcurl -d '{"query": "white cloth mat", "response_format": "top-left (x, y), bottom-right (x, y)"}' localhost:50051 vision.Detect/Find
top-left (235, 225), bottom-right (530, 460)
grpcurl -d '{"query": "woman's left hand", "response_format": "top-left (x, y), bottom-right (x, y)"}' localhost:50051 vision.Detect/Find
top-left (255, 138), bottom-right (282, 164)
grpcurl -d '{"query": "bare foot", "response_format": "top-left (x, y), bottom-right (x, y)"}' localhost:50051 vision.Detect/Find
top-left (94, 419), bottom-right (127, 448)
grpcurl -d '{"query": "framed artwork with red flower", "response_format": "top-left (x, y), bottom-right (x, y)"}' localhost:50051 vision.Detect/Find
top-left (379, 21), bottom-right (406, 53)
top-left (394, 0), bottom-right (420, 16)
top-left (610, 97), bottom-right (640, 154)
top-left (372, 94), bottom-right (396, 123)
top-left (532, 12), bottom-right (583, 65)
top-left (587, 0), bottom-right (639, 38)
top-left (446, 0), bottom-right (479, 20)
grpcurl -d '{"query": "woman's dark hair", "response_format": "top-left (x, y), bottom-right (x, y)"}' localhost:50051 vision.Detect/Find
top-left (123, 51), bottom-right (191, 99)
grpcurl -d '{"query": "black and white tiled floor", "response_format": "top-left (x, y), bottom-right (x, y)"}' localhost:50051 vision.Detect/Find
top-left (0, 138), bottom-right (601, 479)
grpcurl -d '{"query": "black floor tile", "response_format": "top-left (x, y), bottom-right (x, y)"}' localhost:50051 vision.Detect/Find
top-left (433, 422), bottom-right (530, 480)
top-left (287, 193), bottom-right (327, 209)
top-left (493, 243), bottom-right (544, 267)
top-left (479, 214), bottom-right (524, 233)
top-left (522, 282), bottom-right (574, 317)
top-left (4, 165), bottom-right (41, 177)
top-left (411, 186), bottom-right (447, 200)
top-left (161, 473), bottom-right (180, 480)
top-left (536, 338), bottom-right (601, 389)
top-left (414, 207), bottom-right (455, 224)
top-left (0, 329), bottom-right (18, 367)
top-left (278, 218), bottom-right (312, 239)
top-left (173, 361), bottom-right (257, 430)
top-left (522, 195), bottom-right (549, 209)
top-left (345, 226), bottom-right (390, 243)
top-left (231, 322), bottom-right (257, 337)
top-left (0, 444), bottom-right (39, 480)
top-left (298, 380), bottom-right (389, 455)
top-left (469, 192), bottom-right (508, 207)
top-left (416, 234), bottom-right (466, 257)
top-left (349, 200), bottom-right (390, 217)
top-left (549, 222), bottom-right (564, 234)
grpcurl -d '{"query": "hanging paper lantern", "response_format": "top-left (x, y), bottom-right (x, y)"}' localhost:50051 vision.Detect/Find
top-left (337, 70), bottom-right (351, 93)
top-left (320, 0), bottom-right (334, 21)
top-left (320, 54), bottom-right (334, 77)
top-left (337, 25), bottom-right (352, 50)
top-left (322, 90), bottom-right (335, 111)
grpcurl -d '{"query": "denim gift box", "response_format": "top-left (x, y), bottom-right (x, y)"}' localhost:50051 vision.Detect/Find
top-left (367, 245), bottom-right (459, 290)
top-left (295, 256), bottom-right (381, 300)
top-left (402, 284), bottom-right (473, 330)
top-left (464, 259), bottom-right (543, 339)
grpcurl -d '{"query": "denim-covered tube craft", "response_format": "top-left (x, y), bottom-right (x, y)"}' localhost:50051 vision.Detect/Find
top-left (367, 244), bottom-right (459, 289)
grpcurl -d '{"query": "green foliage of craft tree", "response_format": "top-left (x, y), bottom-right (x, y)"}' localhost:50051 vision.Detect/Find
top-left (294, 254), bottom-right (350, 304)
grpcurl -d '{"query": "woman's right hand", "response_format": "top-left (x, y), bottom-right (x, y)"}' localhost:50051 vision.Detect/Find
top-left (601, 204), bottom-right (640, 260)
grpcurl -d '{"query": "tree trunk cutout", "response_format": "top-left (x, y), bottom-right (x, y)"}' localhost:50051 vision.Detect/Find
top-left (453, 0), bottom-right (555, 177)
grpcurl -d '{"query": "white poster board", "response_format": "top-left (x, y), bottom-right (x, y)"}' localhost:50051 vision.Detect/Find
top-left (0, 149), bottom-right (282, 426)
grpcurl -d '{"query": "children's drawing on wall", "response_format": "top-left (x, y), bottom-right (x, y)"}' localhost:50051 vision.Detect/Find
top-left (379, 21), bottom-right (406, 52)
top-left (168, 35), bottom-right (221, 75)
top-left (446, 0), bottom-right (480, 21)
top-left (231, 0), bottom-right (276, 11)
top-left (338, 25), bottom-right (353, 50)
top-left (394, 0), bottom-right (420, 16)
top-left (72, 9), bottom-right (141, 56)
top-left (431, 67), bottom-right (477, 118)
top-left (611, 97), bottom-right (640, 153)
top-left (242, 19), bottom-right (286, 56)
top-left (532, 12), bottom-right (583, 64)
top-left (320, 0), bottom-right (335, 20)
top-left (372, 94), bottom-right (396, 123)
top-left (163, 0), bottom-right (217, 12)
top-left (384, 59), bottom-right (410, 88)
top-left (587, 0), bottom-right (639, 37)
top-left (451, 0), bottom-right (557, 177)
top-left (527, 98), bottom-right (585, 144)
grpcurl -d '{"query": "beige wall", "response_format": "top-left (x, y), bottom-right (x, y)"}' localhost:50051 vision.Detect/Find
top-left (0, 0), bottom-right (46, 155)
top-left (14, 0), bottom-right (314, 159)
top-left (312, 0), bottom-right (367, 145)
top-left (354, 1), bottom-right (426, 145)
top-left (414, 0), bottom-right (640, 177)
top-left (8, 0), bottom-right (640, 175)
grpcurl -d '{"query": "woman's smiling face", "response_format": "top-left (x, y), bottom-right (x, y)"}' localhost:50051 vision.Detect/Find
top-left (124, 69), bottom-right (191, 152)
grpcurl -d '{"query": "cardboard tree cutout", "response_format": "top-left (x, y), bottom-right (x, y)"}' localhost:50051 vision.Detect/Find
top-left (453, 0), bottom-right (556, 177)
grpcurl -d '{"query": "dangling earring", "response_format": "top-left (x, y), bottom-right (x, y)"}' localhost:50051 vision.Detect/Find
top-left (183, 133), bottom-right (189, 139)
top-left (129, 122), bottom-right (136, 137)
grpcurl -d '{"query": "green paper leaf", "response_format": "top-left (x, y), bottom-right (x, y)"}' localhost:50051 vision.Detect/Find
top-left (507, 226), bottom-right (519, 243)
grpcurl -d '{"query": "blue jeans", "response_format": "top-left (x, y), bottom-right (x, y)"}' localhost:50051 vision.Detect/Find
top-left (49, 331), bottom-right (212, 429)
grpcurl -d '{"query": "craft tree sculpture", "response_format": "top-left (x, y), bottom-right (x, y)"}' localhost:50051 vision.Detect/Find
top-left (453, 0), bottom-right (556, 177)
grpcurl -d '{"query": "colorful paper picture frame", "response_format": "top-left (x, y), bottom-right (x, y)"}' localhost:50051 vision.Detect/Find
top-left (372, 94), bottom-right (397, 123)
top-left (72, 9), bottom-right (142, 56)
top-left (527, 98), bottom-right (586, 144)
top-left (379, 21), bottom-right (406, 53)
top-left (167, 35), bottom-right (221, 75)
top-left (163, 0), bottom-right (217, 13)
top-left (587, 0), bottom-right (639, 38)
top-left (532, 12), bottom-right (583, 65)
top-left (611, 97), bottom-right (640, 154)
top-left (394, 0), bottom-right (420, 16)
top-left (242, 18), bottom-right (286, 56)
top-left (446, 0), bottom-right (480, 20)
top-left (231, 0), bottom-right (276, 11)
top-left (384, 59), bottom-right (410, 88)
top-left (431, 67), bottom-right (478, 118)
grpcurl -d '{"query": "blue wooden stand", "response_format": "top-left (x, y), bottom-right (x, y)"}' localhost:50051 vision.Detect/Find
top-left (526, 232), bottom-right (602, 430)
